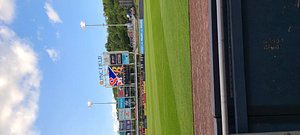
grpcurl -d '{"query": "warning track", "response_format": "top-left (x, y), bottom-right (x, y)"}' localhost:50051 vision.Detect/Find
top-left (189, 0), bottom-right (215, 134)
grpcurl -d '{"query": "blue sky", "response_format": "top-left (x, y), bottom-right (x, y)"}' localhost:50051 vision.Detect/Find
top-left (0, 0), bottom-right (117, 135)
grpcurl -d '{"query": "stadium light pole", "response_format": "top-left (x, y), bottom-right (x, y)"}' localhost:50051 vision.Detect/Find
top-left (80, 21), bottom-right (129, 30)
top-left (87, 100), bottom-right (116, 109)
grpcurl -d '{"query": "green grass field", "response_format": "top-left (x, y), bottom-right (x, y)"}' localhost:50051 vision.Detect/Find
top-left (144, 0), bottom-right (193, 134)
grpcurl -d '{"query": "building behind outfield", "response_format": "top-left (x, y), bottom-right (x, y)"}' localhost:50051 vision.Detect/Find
top-left (118, 0), bottom-right (133, 9)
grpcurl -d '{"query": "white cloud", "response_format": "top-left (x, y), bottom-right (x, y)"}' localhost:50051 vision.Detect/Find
top-left (46, 48), bottom-right (59, 62)
top-left (0, 26), bottom-right (41, 135)
top-left (111, 98), bottom-right (119, 135)
top-left (44, 2), bottom-right (62, 24)
top-left (0, 0), bottom-right (15, 24)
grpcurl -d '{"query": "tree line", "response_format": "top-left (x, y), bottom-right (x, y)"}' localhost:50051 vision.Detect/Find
top-left (102, 0), bottom-right (132, 52)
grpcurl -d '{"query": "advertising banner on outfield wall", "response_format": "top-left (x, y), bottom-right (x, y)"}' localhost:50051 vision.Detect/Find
top-left (123, 65), bottom-right (131, 84)
top-left (124, 108), bottom-right (131, 120)
top-left (119, 121), bottom-right (126, 130)
top-left (118, 108), bottom-right (131, 121)
top-left (119, 109), bottom-right (125, 120)
top-left (118, 98), bottom-right (131, 109)
top-left (108, 66), bottom-right (123, 86)
top-left (118, 88), bottom-right (124, 97)
top-left (122, 52), bottom-right (129, 65)
top-left (125, 98), bottom-right (131, 108)
top-left (108, 65), bottom-right (130, 86)
top-left (119, 120), bottom-right (132, 130)
top-left (125, 120), bottom-right (132, 130)
top-left (125, 87), bottom-right (130, 97)
top-left (140, 20), bottom-right (144, 55)
top-left (118, 98), bottom-right (125, 108)
top-left (140, 19), bottom-right (146, 81)
top-left (103, 51), bottom-right (130, 65)
top-left (120, 131), bottom-right (132, 135)
top-left (119, 87), bottom-right (131, 97)
top-left (110, 53), bottom-right (129, 65)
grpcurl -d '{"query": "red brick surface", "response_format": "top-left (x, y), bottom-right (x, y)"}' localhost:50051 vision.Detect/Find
top-left (189, 0), bottom-right (215, 134)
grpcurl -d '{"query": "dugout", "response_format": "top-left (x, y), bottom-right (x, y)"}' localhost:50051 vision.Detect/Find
top-left (210, 0), bottom-right (300, 134)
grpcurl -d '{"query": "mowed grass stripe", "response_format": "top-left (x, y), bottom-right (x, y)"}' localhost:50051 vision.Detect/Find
top-left (145, 5), bottom-right (161, 134)
top-left (145, 0), bottom-right (193, 134)
top-left (145, 7), bottom-right (181, 135)
top-left (159, 0), bottom-right (192, 134)
top-left (145, 1), bottom-right (179, 134)
top-left (145, 1), bottom-right (161, 134)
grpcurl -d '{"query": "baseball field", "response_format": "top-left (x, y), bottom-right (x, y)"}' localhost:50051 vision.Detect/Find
top-left (144, 0), bottom-right (194, 134)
